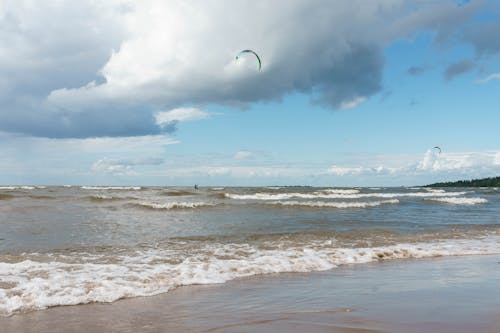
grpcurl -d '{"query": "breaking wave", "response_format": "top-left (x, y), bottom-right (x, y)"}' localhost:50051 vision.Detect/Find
top-left (424, 197), bottom-right (488, 205)
top-left (160, 190), bottom-right (196, 196)
top-left (225, 191), bottom-right (468, 200)
top-left (88, 195), bottom-right (129, 202)
top-left (0, 236), bottom-right (498, 316)
top-left (130, 201), bottom-right (218, 210)
top-left (0, 186), bottom-right (43, 190)
top-left (81, 186), bottom-right (142, 190)
top-left (265, 199), bottom-right (399, 208)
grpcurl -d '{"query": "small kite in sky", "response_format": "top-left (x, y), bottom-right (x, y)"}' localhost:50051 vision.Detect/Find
top-left (235, 49), bottom-right (262, 71)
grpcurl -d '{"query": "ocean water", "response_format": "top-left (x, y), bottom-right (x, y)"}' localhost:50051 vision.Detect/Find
top-left (0, 185), bottom-right (499, 316)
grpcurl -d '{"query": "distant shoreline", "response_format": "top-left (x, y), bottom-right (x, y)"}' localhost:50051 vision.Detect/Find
top-left (426, 176), bottom-right (500, 187)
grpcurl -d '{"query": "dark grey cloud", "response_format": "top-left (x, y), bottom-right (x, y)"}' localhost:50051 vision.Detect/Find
top-left (0, 104), bottom-right (162, 138)
top-left (0, 1), bottom-right (128, 137)
top-left (462, 18), bottom-right (500, 56)
top-left (430, 2), bottom-right (500, 58)
top-left (444, 59), bottom-right (476, 81)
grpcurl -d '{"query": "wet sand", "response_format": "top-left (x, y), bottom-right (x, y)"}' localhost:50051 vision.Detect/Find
top-left (2, 255), bottom-right (499, 333)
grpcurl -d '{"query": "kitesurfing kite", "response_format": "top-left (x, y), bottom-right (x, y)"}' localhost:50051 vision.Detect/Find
top-left (235, 49), bottom-right (261, 71)
top-left (433, 146), bottom-right (442, 154)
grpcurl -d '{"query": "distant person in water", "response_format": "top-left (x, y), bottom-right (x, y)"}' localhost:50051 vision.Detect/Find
top-left (194, 184), bottom-right (198, 190)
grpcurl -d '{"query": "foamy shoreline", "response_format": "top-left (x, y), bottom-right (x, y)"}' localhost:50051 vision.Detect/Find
top-left (1, 236), bottom-right (499, 317)
top-left (1, 254), bottom-right (499, 333)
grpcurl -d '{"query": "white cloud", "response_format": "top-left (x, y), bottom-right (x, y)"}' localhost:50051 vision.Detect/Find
top-left (48, 2), bottom-right (480, 111)
top-left (328, 150), bottom-right (500, 180)
top-left (0, 132), bottom-right (178, 183)
top-left (327, 164), bottom-right (398, 176)
top-left (475, 72), bottom-right (500, 84)
top-left (160, 165), bottom-right (305, 179)
top-left (234, 151), bottom-right (255, 160)
top-left (495, 152), bottom-right (500, 165)
top-left (327, 165), bottom-right (368, 176)
top-left (417, 149), bottom-right (439, 171)
top-left (155, 107), bottom-right (211, 127)
top-left (339, 96), bottom-right (366, 109)
top-left (91, 158), bottom-right (136, 176)
top-left (90, 157), bottom-right (165, 176)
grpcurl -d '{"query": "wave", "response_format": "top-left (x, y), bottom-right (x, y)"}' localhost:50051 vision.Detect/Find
top-left (160, 190), bottom-right (196, 196)
top-left (0, 186), bottom-right (38, 190)
top-left (0, 236), bottom-right (498, 316)
top-left (225, 191), bottom-right (468, 200)
top-left (88, 195), bottom-right (129, 202)
top-left (265, 199), bottom-right (399, 208)
top-left (424, 197), bottom-right (487, 205)
top-left (318, 188), bottom-right (360, 194)
top-left (208, 192), bottom-right (227, 199)
top-left (25, 195), bottom-right (55, 200)
top-left (81, 186), bottom-right (142, 190)
top-left (425, 188), bottom-right (446, 193)
top-left (130, 201), bottom-right (218, 210)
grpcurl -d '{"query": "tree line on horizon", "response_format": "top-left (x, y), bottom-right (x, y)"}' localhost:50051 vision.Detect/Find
top-left (425, 176), bottom-right (500, 187)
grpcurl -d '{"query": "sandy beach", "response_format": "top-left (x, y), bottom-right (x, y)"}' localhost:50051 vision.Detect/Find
top-left (2, 254), bottom-right (499, 333)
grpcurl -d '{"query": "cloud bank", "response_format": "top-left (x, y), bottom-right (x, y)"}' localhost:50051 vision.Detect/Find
top-left (327, 149), bottom-right (500, 181)
top-left (0, 0), bottom-right (492, 138)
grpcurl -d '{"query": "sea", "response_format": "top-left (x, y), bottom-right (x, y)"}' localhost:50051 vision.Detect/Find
top-left (0, 185), bottom-right (499, 316)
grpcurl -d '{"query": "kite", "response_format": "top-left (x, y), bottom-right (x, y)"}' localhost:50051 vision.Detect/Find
top-left (235, 49), bottom-right (261, 71)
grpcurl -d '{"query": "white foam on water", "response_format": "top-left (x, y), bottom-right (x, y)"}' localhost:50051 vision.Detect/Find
top-left (226, 193), bottom-right (308, 200)
top-left (265, 199), bottom-right (399, 208)
top-left (0, 236), bottom-right (499, 316)
top-left (90, 195), bottom-right (119, 201)
top-left (319, 189), bottom-right (361, 194)
top-left (425, 197), bottom-right (488, 205)
top-left (225, 191), bottom-right (468, 200)
top-left (134, 201), bottom-right (218, 210)
top-left (366, 191), bottom-right (469, 198)
top-left (425, 188), bottom-right (446, 193)
top-left (0, 186), bottom-right (36, 190)
top-left (81, 186), bottom-right (142, 190)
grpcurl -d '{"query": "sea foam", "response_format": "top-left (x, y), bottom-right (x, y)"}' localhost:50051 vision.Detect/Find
top-left (0, 236), bottom-right (499, 316)
top-left (425, 197), bottom-right (487, 205)
top-left (225, 191), bottom-right (468, 200)
top-left (265, 199), bottom-right (399, 208)
top-left (81, 186), bottom-right (142, 190)
top-left (132, 201), bottom-right (218, 210)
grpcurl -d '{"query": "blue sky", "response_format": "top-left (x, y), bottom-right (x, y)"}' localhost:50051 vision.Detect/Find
top-left (1, 0), bottom-right (499, 186)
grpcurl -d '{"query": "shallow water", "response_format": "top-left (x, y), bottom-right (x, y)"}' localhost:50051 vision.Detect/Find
top-left (0, 185), bottom-right (499, 315)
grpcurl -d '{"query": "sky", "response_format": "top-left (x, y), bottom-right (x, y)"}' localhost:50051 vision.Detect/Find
top-left (0, 0), bottom-right (499, 186)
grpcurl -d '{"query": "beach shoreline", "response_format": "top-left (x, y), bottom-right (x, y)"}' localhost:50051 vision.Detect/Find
top-left (2, 254), bottom-right (499, 333)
